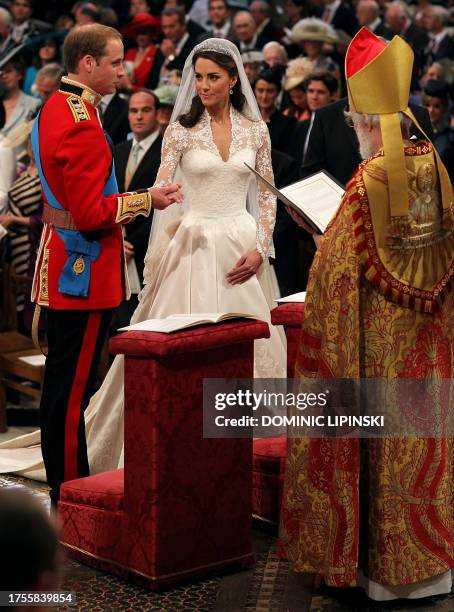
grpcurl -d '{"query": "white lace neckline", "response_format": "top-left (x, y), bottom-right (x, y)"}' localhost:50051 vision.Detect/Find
top-left (200, 105), bottom-right (240, 164)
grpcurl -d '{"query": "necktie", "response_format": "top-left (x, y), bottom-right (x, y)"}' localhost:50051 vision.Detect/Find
top-left (426, 36), bottom-right (436, 55)
top-left (125, 142), bottom-right (141, 189)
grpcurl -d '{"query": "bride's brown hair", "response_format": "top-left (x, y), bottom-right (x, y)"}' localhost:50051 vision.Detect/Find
top-left (178, 50), bottom-right (247, 128)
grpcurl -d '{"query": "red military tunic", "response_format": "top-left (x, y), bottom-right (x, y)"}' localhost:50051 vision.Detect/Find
top-left (32, 77), bottom-right (151, 310)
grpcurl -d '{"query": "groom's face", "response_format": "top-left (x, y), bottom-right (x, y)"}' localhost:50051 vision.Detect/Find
top-left (195, 58), bottom-right (236, 108)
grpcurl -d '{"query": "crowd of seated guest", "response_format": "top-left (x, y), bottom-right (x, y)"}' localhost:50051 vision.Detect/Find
top-left (0, 0), bottom-right (453, 335)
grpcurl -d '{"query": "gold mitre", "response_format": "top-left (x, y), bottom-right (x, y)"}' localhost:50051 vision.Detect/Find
top-left (345, 27), bottom-right (452, 226)
top-left (346, 28), bottom-right (412, 115)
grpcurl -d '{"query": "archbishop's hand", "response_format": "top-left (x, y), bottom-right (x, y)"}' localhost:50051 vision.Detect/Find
top-left (285, 206), bottom-right (323, 248)
top-left (226, 249), bottom-right (263, 285)
top-left (149, 183), bottom-right (183, 210)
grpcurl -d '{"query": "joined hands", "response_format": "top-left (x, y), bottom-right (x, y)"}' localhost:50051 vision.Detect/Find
top-left (149, 183), bottom-right (183, 210)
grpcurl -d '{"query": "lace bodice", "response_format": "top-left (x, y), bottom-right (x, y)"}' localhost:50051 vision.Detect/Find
top-left (153, 106), bottom-right (276, 257)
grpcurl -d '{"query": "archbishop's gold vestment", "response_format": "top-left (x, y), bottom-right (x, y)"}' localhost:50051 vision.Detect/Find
top-left (278, 141), bottom-right (454, 587)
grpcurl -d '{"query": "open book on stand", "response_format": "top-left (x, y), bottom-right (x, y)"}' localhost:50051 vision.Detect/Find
top-left (245, 164), bottom-right (344, 234)
top-left (118, 312), bottom-right (259, 334)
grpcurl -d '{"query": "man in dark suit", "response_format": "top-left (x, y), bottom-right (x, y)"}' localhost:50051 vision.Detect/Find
top-left (356, 0), bottom-right (388, 38)
top-left (114, 88), bottom-right (163, 325)
top-left (100, 91), bottom-right (130, 145)
top-left (250, 1), bottom-right (283, 45)
top-left (197, 0), bottom-right (238, 43)
top-left (423, 5), bottom-right (454, 67)
top-left (301, 97), bottom-right (434, 186)
top-left (294, 71), bottom-right (338, 168)
top-left (10, 0), bottom-right (51, 44)
top-left (146, 7), bottom-right (197, 89)
top-left (233, 10), bottom-right (265, 52)
top-left (385, 1), bottom-right (428, 83)
top-left (321, 0), bottom-right (359, 38)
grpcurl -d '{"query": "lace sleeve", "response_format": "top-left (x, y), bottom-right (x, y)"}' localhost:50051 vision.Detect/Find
top-left (153, 121), bottom-right (188, 187)
top-left (255, 121), bottom-right (276, 258)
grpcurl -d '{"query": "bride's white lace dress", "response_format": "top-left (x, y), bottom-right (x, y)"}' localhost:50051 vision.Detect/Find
top-left (0, 107), bottom-right (286, 479)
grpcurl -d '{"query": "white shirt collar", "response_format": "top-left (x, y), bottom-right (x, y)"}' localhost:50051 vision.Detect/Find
top-left (431, 29), bottom-right (448, 46)
top-left (240, 33), bottom-right (258, 51)
top-left (132, 129), bottom-right (160, 155)
top-left (256, 18), bottom-right (270, 36)
top-left (13, 20), bottom-right (28, 33)
top-left (101, 92), bottom-right (116, 110)
top-left (214, 19), bottom-right (231, 38)
top-left (369, 17), bottom-right (382, 32)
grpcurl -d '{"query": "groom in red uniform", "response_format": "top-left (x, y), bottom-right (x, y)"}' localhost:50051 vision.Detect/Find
top-left (32, 24), bottom-right (182, 507)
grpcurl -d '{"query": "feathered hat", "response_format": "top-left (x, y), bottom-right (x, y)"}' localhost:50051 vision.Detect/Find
top-left (283, 57), bottom-right (315, 91)
top-left (289, 18), bottom-right (338, 45)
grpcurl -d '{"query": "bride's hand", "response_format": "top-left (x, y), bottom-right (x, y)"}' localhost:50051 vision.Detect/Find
top-left (226, 249), bottom-right (263, 285)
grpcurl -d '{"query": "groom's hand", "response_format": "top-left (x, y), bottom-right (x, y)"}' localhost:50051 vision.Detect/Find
top-left (148, 183), bottom-right (183, 210)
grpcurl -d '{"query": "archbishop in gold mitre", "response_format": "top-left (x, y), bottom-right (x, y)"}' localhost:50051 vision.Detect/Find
top-left (278, 28), bottom-right (454, 601)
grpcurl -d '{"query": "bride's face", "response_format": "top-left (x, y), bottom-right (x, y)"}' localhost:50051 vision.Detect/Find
top-left (194, 57), bottom-right (237, 108)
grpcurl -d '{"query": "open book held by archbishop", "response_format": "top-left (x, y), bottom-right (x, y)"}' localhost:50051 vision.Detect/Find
top-left (245, 164), bottom-right (344, 234)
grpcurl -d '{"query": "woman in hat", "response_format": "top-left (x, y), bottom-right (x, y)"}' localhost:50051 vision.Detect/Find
top-left (123, 15), bottom-right (161, 90)
top-left (282, 56), bottom-right (314, 121)
top-left (289, 17), bottom-right (340, 79)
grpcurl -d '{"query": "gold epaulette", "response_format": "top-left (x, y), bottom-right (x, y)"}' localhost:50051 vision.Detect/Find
top-left (66, 95), bottom-right (91, 122)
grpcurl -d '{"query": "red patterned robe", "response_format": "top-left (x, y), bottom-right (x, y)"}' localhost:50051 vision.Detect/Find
top-left (278, 142), bottom-right (454, 588)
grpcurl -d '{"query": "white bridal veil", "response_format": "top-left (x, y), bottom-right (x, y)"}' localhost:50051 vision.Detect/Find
top-left (135, 38), bottom-right (268, 307)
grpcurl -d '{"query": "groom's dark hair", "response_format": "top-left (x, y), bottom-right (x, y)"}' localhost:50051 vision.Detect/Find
top-left (179, 50), bottom-right (247, 128)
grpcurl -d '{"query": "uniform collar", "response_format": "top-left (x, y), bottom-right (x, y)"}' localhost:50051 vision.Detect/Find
top-left (59, 76), bottom-right (103, 108)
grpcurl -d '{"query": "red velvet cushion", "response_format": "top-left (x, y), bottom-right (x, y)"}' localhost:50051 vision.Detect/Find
top-left (270, 303), bottom-right (304, 327)
top-left (60, 469), bottom-right (124, 512)
top-left (110, 320), bottom-right (270, 358)
top-left (253, 437), bottom-right (287, 475)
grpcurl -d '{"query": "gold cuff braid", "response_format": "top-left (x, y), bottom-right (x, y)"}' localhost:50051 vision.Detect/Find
top-left (116, 191), bottom-right (152, 223)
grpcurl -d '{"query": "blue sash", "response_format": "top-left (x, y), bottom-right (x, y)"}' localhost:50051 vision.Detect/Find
top-left (31, 112), bottom-right (119, 297)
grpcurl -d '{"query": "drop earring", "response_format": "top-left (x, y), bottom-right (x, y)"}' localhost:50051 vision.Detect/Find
top-left (229, 88), bottom-right (233, 95)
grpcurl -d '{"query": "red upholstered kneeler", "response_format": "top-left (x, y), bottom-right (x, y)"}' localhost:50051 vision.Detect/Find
top-left (252, 436), bottom-right (287, 524)
top-left (252, 303), bottom-right (305, 523)
top-left (59, 319), bottom-right (269, 590)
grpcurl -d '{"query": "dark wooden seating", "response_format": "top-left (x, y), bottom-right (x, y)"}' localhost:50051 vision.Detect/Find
top-left (0, 264), bottom-right (46, 432)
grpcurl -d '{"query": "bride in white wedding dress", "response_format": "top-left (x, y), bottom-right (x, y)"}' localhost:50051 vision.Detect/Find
top-left (0, 38), bottom-right (286, 480)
